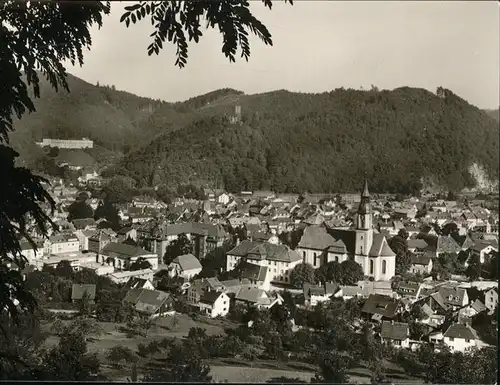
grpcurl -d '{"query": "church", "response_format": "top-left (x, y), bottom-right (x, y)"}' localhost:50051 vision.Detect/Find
top-left (297, 181), bottom-right (396, 281)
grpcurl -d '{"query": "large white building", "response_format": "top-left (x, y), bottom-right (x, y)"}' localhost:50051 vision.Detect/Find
top-left (226, 241), bottom-right (302, 284)
top-left (297, 181), bottom-right (396, 281)
top-left (36, 138), bottom-right (94, 149)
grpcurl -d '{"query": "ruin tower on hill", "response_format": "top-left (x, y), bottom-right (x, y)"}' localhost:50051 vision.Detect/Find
top-left (229, 105), bottom-right (242, 125)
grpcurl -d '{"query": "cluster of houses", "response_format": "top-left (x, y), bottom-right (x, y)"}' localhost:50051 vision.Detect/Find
top-left (14, 178), bottom-right (499, 354)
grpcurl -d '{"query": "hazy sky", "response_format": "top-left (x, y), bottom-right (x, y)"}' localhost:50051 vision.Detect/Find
top-left (67, 1), bottom-right (500, 109)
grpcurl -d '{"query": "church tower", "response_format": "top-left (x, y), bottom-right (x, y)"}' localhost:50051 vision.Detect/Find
top-left (354, 180), bottom-right (373, 257)
top-left (356, 180), bottom-right (372, 230)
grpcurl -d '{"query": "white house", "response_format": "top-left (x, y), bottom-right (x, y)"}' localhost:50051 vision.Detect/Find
top-left (168, 253), bottom-right (202, 279)
top-left (46, 233), bottom-right (80, 255)
top-left (217, 193), bottom-right (231, 205)
top-left (234, 286), bottom-right (283, 310)
top-left (380, 321), bottom-right (410, 349)
top-left (226, 240), bottom-right (302, 285)
top-left (467, 242), bottom-right (498, 264)
top-left (198, 291), bottom-right (230, 318)
top-left (442, 323), bottom-right (483, 353)
top-left (483, 287), bottom-right (498, 315)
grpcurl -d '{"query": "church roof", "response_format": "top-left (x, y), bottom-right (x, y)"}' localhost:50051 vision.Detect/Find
top-left (369, 234), bottom-right (396, 257)
top-left (298, 225), bottom-right (337, 250)
top-left (328, 239), bottom-right (347, 254)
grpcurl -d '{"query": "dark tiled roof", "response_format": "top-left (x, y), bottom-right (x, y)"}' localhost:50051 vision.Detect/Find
top-left (443, 323), bottom-right (479, 340)
top-left (72, 218), bottom-right (95, 229)
top-left (411, 253), bottom-right (431, 265)
top-left (361, 294), bottom-right (400, 319)
top-left (239, 261), bottom-right (268, 282)
top-left (381, 321), bottom-right (409, 340)
top-left (101, 242), bottom-right (152, 260)
top-left (134, 289), bottom-right (171, 315)
top-left (227, 240), bottom-right (301, 263)
top-left (199, 291), bottom-right (224, 305)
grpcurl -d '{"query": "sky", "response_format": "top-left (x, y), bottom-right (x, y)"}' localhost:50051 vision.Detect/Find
top-left (67, 1), bottom-right (500, 109)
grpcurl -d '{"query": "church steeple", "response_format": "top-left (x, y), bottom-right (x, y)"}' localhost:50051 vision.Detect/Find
top-left (357, 180), bottom-right (372, 230)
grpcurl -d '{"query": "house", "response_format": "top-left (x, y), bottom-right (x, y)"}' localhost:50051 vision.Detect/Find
top-left (467, 241), bottom-right (498, 264)
top-left (407, 238), bottom-right (428, 253)
top-left (361, 294), bottom-right (402, 322)
top-left (168, 253), bottom-right (202, 279)
top-left (71, 218), bottom-right (96, 231)
top-left (198, 291), bottom-right (231, 318)
top-left (46, 233), bottom-right (80, 255)
top-left (409, 253), bottom-right (433, 275)
top-left (483, 287), bottom-right (498, 315)
top-left (380, 321), bottom-right (410, 349)
top-left (435, 235), bottom-right (462, 257)
top-left (124, 277), bottom-right (155, 291)
top-left (71, 283), bottom-right (96, 303)
top-left (99, 242), bottom-right (159, 270)
top-left (123, 288), bottom-right (173, 318)
top-left (458, 299), bottom-right (488, 319)
top-left (303, 282), bottom-right (338, 307)
top-left (226, 240), bottom-right (302, 285)
top-left (442, 323), bottom-right (483, 352)
top-left (234, 286), bottom-right (283, 310)
top-left (187, 277), bottom-right (225, 305)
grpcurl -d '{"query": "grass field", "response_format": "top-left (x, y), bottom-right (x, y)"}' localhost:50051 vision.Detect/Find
top-left (42, 314), bottom-right (424, 383)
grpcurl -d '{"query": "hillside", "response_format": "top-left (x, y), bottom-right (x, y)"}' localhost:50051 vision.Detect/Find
top-left (9, 74), bottom-right (178, 168)
top-left (484, 108), bottom-right (499, 122)
top-left (109, 86), bottom-right (499, 194)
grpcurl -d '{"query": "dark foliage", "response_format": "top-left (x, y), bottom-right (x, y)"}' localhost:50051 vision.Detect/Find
top-left (113, 87), bottom-right (499, 193)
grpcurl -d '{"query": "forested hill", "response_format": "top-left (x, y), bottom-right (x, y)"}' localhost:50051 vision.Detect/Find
top-left (484, 108), bottom-right (499, 122)
top-left (109, 86), bottom-right (499, 194)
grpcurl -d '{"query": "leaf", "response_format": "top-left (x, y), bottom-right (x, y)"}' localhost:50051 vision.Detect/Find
top-left (124, 4), bottom-right (142, 12)
top-left (131, 13), bottom-right (136, 24)
top-left (119, 12), bottom-right (130, 23)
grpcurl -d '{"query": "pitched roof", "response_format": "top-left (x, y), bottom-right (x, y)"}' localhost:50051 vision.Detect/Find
top-left (235, 286), bottom-right (267, 303)
top-left (238, 261), bottom-right (268, 282)
top-left (411, 253), bottom-right (432, 266)
top-left (71, 284), bottom-right (96, 301)
top-left (328, 239), bottom-right (347, 254)
top-left (436, 236), bottom-right (462, 254)
top-left (298, 225), bottom-right (337, 250)
top-left (381, 321), bottom-right (409, 340)
top-left (72, 218), bottom-right (95, 229)
top-left (101, 242), bottom-right (152, 260)
top-left (407, 238), bottom-right (429, 250)
top-left (227, 240), bottom-right (301, 263)
top-left (134, 289), bottom-right (171, 315)
top-left (199, 291), bottom-right (224, 305)
top-left (361, 294), bottom-right (400, 319)
top-left (470, 299), bottom-right (487, 314)
top-left (172, 253), bottom-right (202, 271)
top-left (443, 323), bottom-right (479, 340)
top-left (369, 234), bottom-right (396, 257)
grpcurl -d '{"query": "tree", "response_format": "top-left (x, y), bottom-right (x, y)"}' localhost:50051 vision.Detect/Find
top-left (39, 331), bottom-right (101, 381)
top-left (289, 263), bottom-right (316, 288)
top-left (55, 260), bottom-right (74, 278)
top-left (144, 343), bottom-right (212, 382)
top-left (67, 199), bottom-right (94, 222)
top-left (106, 345), bottom-right (137, 368)
top-left (465, 254), bottom-right (481, 281)
top-left (163, 233), bottom-right (193, 265)
top-left (129, 257), bottom-right (152, 271)
top-left (313, 351), bottom-right (351, 384)
top-left (339, 260), bottom-right (364, 285)
top-left (77, 291), bottom-right (93, 317)
top-left (1, 0), bottom-right (293, 373)
top-left (93, 196), bottom-right (120, 230)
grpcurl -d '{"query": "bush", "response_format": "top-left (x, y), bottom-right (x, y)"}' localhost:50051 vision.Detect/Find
top-left (106, 345), bottom-right (137, 368)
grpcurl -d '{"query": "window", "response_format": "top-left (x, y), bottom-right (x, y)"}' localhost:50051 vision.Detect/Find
top-left (223, 308), bottom-right (227, 312)
top-left (314, 253), bottom-right (318, 266)
top-left (382, 260), bottom-right (387, 274)
top-left (223, 301), bottom-right (227, 305)
top-left (370, 260), bottom-right (374, 274)
top-left (465, 339), bottom-right (470, 343)
top-left (303, 251), bottom-right (306, 262)
top-left (394, 340), bottom-right (401, 346)
top-left (335, 256), bottom-right (339, 262)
